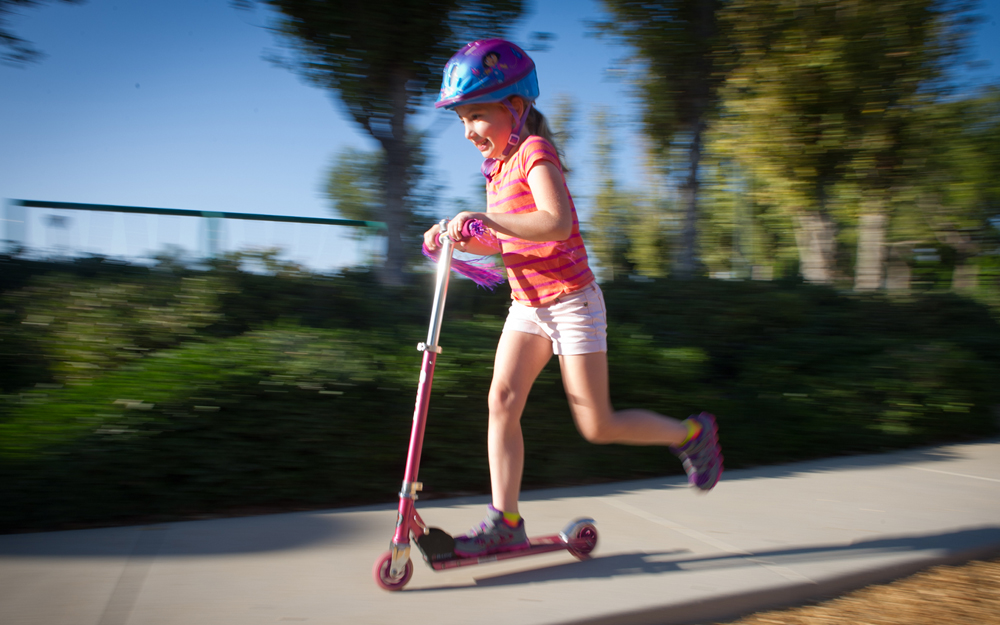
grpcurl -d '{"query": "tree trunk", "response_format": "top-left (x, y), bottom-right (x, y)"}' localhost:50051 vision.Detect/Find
top-left (675, 119), bottom-right (705, 279)
top-left (376, 69), bottom-right (411, 287)
top-left (941, 231), bottom-right (979, 293)
top-left (885, 244), bottom-right (911, 291)
top-left (854, 211), bottom-right (887, 291)
top-left (793, 211), bottom-right (837, 284)
top-left (952, 264), bottom-right (979, 291)
top-left (673, 0), bottom-right (716, 279)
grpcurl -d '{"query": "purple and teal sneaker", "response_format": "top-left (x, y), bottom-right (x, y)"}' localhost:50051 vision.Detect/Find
top-left (672, 412), bottom-right (723, 491)
top-left (453, 505), bottom-right (530, 557)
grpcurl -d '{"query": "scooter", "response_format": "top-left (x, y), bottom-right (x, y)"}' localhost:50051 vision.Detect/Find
top-left (372, 219), bottom-right (598, 591)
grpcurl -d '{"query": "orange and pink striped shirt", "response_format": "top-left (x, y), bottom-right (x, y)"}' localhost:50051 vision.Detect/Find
top-left (487, 136), bottom-right (594, 307)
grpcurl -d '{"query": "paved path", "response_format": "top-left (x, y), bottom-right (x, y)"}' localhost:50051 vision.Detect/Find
top-left (1, 439), bottom-right (998, 625)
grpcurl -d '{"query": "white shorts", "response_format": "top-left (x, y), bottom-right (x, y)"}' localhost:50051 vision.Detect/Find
top-left (502, 282), bottom-right (608, 355)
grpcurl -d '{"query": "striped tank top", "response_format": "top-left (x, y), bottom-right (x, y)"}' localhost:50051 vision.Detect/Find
top-left (487, 135), bottom-right (594, 307)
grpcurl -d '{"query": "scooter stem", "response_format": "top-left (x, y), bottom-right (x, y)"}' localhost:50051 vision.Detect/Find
top-left (425, 219), bottom-right (456, 352)
top-left (393, 220), bottom-right (456, 554)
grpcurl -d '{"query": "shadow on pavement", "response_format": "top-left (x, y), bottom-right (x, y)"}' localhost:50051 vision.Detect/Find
top-left (406, 525), bottom-right (1000, 591)
top-left (0, 509), bottom-right (360, 557)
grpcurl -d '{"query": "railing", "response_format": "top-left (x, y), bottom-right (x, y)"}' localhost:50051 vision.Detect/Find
top-left (3, 199), bottom-right (385, 271)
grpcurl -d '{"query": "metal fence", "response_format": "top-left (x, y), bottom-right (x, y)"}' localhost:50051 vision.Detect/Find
top-left (3, 200), bottom-right (385, 272)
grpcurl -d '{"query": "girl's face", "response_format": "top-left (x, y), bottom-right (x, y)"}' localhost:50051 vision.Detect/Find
top-left (454, 102), bottom-right (515, 161)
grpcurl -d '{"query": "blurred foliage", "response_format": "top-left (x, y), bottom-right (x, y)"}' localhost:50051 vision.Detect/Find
top-left (712, 0), bottom-right (975, 287)
top-left (698, 82), bottom-right (1000, 295)
top-left (589, 0), bottom-right (998, 297)
top-left (7, 273), bottom-right (230, 386)
top-left (588, 105), bottom-right (636, 281)
top-left (256, 0), bottom-right (523, 137)
top-left (326, 148), bottom-right (385, 228)
top-left (898, 87), bottom-right (1000, 290)
top-left (324, 133), bottom-right (443, 269)
top-left (596, 0), bottom-right (725, 277)
top-left (1, 254), bottom-right (998, 532)
top-left (546, 93), bottom-right (579, 176)
top-left (0, 0), bottom-right (85, 65)
top-left (587, 106), bottom-right (672, 281)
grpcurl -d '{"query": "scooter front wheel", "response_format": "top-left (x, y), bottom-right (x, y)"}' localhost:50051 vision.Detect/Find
top-left (373, 551), bottom-right (413, 591)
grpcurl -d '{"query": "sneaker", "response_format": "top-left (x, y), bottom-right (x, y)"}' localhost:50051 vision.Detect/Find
top-left (453, 505), bottom-right (530, 557)
top-left (672, 412), bottom-right (723, 491)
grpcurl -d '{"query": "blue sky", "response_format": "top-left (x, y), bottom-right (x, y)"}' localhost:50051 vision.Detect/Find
top-left (1, 0), bottom-right (998, 269)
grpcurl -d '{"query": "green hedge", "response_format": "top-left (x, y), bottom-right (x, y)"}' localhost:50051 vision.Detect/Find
top-left (1, 255), bottom-right (998, 532)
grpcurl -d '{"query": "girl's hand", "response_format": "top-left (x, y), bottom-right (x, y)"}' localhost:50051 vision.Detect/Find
top-left (423, 223), bottom-right (443, 252)
top-left (424, 219), bottom-right (475, 252)
top-left (445, 211), bottom-right (485, 243)
top-left (426, 213), bottom-right (493, 254)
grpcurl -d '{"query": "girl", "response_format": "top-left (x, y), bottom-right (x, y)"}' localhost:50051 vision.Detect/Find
top-left (425, 39), bottom-right (723, 558)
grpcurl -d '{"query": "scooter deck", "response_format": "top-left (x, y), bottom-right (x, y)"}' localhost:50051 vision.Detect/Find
top-left (429, 534), bottom-right (576, 570)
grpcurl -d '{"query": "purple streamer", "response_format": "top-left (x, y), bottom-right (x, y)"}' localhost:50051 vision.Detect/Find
top-left (422, 228), bottom-right (506, 290)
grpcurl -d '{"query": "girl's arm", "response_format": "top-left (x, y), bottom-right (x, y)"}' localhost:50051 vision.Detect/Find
top-left (445, 160), bottom-right (573, 243)
top-left (458, 238), bottom-right (502, 256)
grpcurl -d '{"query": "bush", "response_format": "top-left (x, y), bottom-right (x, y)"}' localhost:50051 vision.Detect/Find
top-left (0, 257), bottom-right (997, 532)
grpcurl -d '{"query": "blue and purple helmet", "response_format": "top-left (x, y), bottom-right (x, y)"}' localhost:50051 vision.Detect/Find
top-left (435, 39), bottom-right (539, 110)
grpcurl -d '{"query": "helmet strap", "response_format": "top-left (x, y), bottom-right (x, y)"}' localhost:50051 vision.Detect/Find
top-left (482, 100), bottom-right (532, 182)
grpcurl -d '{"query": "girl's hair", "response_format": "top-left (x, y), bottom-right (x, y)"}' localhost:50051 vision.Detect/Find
top-left (511, 97), bottom-right (569, 173)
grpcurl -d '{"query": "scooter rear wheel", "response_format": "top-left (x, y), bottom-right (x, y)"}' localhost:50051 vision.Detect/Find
top-left (373, 551), bottom-right (413, 591)
top-left (567, 522), bottom-right (598, 560)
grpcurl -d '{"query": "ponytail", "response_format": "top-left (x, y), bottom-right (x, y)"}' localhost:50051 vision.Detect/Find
top-left (508, 96), bottom-right (569, 173)
top-left (525, 107), bottom-right (570, 173)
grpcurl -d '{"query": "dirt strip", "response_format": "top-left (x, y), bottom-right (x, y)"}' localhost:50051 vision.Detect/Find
top-left (713, 556), bottom-right (1000, 625)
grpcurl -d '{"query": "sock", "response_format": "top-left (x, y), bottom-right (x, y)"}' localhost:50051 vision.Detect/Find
top-left (502, 511), bottom-right (522, 527)
top-left (681, 419), bottom-right (702, 445)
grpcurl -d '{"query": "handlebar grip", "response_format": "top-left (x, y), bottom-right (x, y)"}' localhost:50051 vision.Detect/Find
top-left (461, 219), bottom-right (487, 239)
top-left (437, 219), bottom-right (487, 245)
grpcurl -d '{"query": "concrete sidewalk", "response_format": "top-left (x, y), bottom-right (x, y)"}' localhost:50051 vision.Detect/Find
top-left (1, 438), bottom-right (998, 625)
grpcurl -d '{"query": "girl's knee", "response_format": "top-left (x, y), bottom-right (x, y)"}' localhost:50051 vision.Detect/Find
top-left (488, 385), bottom-right (524, 422)
top-left (576, 419), bottom-right (617, 445)
top-left (570, 401), bottom-right (618, 444)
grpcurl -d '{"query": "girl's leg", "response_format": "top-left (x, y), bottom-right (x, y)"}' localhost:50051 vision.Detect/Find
top-left (453, 330), bottom-right (551, 557)
top-left (558, 351), bottom-right (689, 446)
top-left (559, 350), bottom-right (723, 491)
top-left (488, 329), bottom-right (554, 514)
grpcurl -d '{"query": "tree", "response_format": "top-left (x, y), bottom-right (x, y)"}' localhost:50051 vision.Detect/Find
top-left (326, 147), bottom-right (384, 228)
top-left (587, 107), bottom-right (671, 281)
top-left (624, 140), bottom-right (672, 278)
top-left (588, 106), bottom-right (634, 281)
top-left (1, 0), bottom-right (84, 65)
top-left (596, 0), bottom-right (725, 278)
top-left (896, 86), bottom-right (1000, 292)
top-left (714, 0), bottom-right (974, 287)
top-left (247, 0), bottom-right (523, 286)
